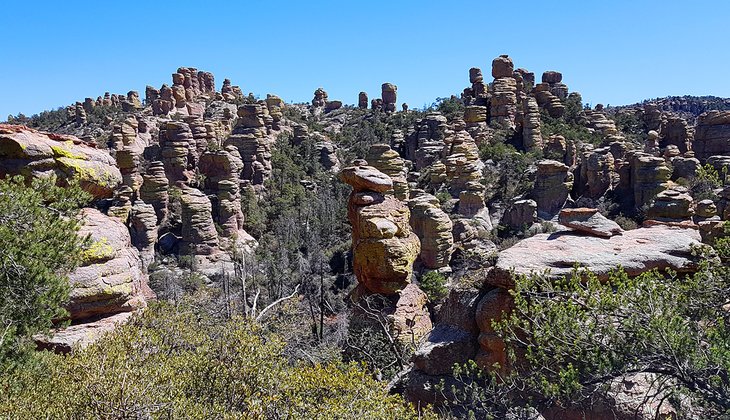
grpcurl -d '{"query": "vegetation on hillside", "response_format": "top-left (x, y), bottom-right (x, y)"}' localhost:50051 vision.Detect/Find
top-left (0, 176), bottom-right (90, 370)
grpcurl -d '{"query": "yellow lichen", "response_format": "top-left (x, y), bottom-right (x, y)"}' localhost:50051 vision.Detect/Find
top-left (81, 237), bottom-right (115, 264)
top-left (50, 144), bottom-right (85, 160)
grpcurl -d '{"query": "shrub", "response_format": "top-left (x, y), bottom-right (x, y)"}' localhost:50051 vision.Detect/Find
top-left (0, 175), bottom-right (90, 369)
top-left (0, 300), bottom-right (434, 419)
top-left (419, 271), bottom-right (448, 302)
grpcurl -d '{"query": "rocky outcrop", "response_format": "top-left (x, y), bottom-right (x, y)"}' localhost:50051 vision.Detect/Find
top-left (694, 110), bottom-right (730, 162)
top-left (340, 165), bottom-right (420, 295)
top-left (501, 199), bottom-right (537, 230)
top-left (366, 143), bottom-right (409, 200)
top-left (199, 147), bottom-right (245, 240)
top-left (521, 97), bottom-right (543, 150)
top-left (139, 161), bottom-right (169, 223)
top-left (224, 104), bottom-right (272, 187)
top-left (660, 115), bottom-right (693, 154)
top-left (574, 147), bottom-right (615, 199)
top-left (159, 121), bottom-right (194, 183)
top-left (130, 201), bottom-right (158, 269)
top-left (312, 87), bottom-right (328, 108)
top-left (66, 208), bottom-right (151, 322)
top-left (646, 188), bottom-right (693, 221)
top-left (0, 125), bottom-right (121, 199)
top-left (489, 55), bottom-right (518, 130)
top-left (405, 113), bottom-right (449, 170)
top-left (531, 159), bottom-right (573, 219)
top-left (358, 92), bottom-right (368, 109)
top-left (629, 152), bottom-right (671, 207)
top-left (382, 83), bottom-right (397, 113)
top-left (490, 225), bottom-right (702, 288)
top-left (408, 194), bottom-right (454, 269)
top-left (558, 208), bottom-right (623, 238)
top-left (179, 186), bottom-right (220, 256)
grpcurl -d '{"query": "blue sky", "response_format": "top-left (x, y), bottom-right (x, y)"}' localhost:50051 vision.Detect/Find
top-left (2, 1), bottom-right (729, 118)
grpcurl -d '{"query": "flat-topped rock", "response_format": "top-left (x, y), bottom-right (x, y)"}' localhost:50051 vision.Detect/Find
top-left (490, 226), bottom-right (703, 288)
top-left (558, 208), bottom-right (623, 238)
top-left (339, 165), bottom-right (393, 193)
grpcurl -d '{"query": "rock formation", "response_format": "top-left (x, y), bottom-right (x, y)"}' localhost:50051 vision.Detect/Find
top-left (489, 55), bottom-right (518, 130)
top-left (531, 159), bottom-right (573, 219)
top-left (382, 83), bottom-right (397, 113)
top-left (408, 193), bottom-right (454, 269)
top-left (358, 92), bottom-right (368, 109)
top-left (179, 186), bottom-right (220, 257)
top-left (0, 125), bottom-right (121, 199)
top-left (340, 165), bottom-right (420, 295)
top-left (558, 208), bottom-right (623, 237)
top-left (366, 143), bottom-right (409, 200)
top-left (224, 104), bottom-right (272, 187)
top-left (312, 87), bottom-right (328, 108)
top-left (694, 110), bottom-right (730, 162)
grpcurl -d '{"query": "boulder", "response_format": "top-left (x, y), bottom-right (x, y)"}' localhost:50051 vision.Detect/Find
top-left (490, 226), bottom-right (703, 288)
top-left (409, 194), bottom-right (454, 269)
top-left (67, 209), bottom-right (150, 321)
top-left (558, 208), bottom-right (623, 238)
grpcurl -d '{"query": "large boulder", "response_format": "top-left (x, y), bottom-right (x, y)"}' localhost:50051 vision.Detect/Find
top-left (558, 208), bottom-right (623, 238)
top-left (67, 208), bottom-right (151, 321)
top-left (0, 125), bottom-right (121, 198)
top-left (490, 225), bottom-right (703, 288)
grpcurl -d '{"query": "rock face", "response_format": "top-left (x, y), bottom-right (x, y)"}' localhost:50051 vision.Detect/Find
top-left (179, 186), bottom-right (220, 256)
top-left (489, 55), bottom-right (518, 130)
top-left (647, 189), bottom-right (693, 221)
top-left (408, 194), bottom-right (454, 269)
top-left (558, 208), bottom-right (623, 238)
top-left (67, 208), bottom-right (150, 321)
top-left (199, 147), bottom-right (246, 240)
top-left (159, 121), bottom-right (194, 183)
top-left (224, 104), bottom-right (272, 187)
top-left (490, 226), bottom-right (702, 288)
top-left (0, 125), bottom-right (121, 199)
top-left (694, 111), bottom-right (730, 162)
top-left (340, 165), bottom-right (420, 295)
top-left (366, 143), bottom-right (409, 200)
top-left (129, 201), bottom-right (158, 269)
top-left (532, 159), bottom-right (573, 219)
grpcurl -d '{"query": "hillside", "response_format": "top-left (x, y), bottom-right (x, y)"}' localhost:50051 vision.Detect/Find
top-left (2, 55), bottom-right (730, 419)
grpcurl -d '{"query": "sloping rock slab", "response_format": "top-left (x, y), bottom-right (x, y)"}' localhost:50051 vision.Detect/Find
top-left (490, 226), bottom-right (703, 288)
top-left (558, 208), bottom-right (623, 237)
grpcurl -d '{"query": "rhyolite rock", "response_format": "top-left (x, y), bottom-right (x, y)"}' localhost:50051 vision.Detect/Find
top-left (694, 111), bottom-right (730, 162)
top-left (558, 208), bottom-right (623, 238)
top-left (408, 194), bottom-right (454, 269)
top-left (340, 165), bottom-right (420, 295)
top-left (490, 225), bottom-right (703, 288)
top-left (0, 125), bottom-right (121, 199)
top-left (532, 159), bottom-right (573, 219)
top-left (67, 208), bottom-right (151, 321)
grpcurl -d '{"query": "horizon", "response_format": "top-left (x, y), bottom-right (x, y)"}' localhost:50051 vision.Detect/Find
top-left (2, 0), bottom-right (729, 118)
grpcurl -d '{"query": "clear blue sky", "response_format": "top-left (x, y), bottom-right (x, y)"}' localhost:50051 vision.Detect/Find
top-left (2, 0), bottom-right (729, 118)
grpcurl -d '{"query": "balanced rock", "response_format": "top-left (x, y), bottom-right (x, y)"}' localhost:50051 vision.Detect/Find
top-left (558, 208), bottom-right (623, 238)
top-left (340, 165), bottom-right (420, 295)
